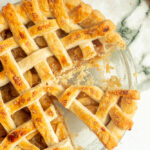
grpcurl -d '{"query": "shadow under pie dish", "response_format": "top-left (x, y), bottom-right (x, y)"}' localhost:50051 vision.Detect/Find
top-left (0, 0), bottom-right (140, 150)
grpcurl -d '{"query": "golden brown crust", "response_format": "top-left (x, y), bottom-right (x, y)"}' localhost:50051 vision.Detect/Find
top-left (96, 93), bottom-right (119, 123)
top-left (19, 139), bottom-right (39, 150)
top-left (0, 71), bottom-right (9, 87)
top-left (77, 86), bottom-right (104, 101)
top-left (2, 3), bottom-right (38, 54)
top-left (109, 90), bottom-right (140, 100)
top-left (22, 0), bottom-right (46, 23)
top-left (23, 0), bottom-right (73, 70)
top-left (80, 10), bottom-right (106, 28)
top-left (15, 4), bottom-right (29, 24)
top-left (0, 0), bottom-right (127, 149)
top-left (64, 0), bottom-right (81, 10)
top-left (6, 86), bottom-right (44, 114)
top-left (1, 2), bottom-right (56, 85)
top-left (0, 95), bottom-right (16, 132)
top-left (0, 0), bottom-right (126, 92)
top-left (70, 101), bottom-right (117, 149)
top-left (57, 85), bottom-right (140, 149)
top-left (1, 53), bottom-right (30, 93)
top-left (0, 84), bottom-right (73, 149)
top-left (109, 106), bottom-right (133, 130)
top-left (29, 102), bottom-right (59, 145)
top-left (0, 38), bottom-right (18, 55)
top-left (120, 98), bottom-right (137, 114)
top-left (0, 13), bottom-right (8, 32)
top-left (61, 20), bottom-right (116, 49)
top-left (69, 2), bottom-right (92, 24)
top-left (37, 0), bottom-right (53, 17)
top-left (28, 20), bottom-right (59, 37)
top-left (104, 31), bottom-right (126, 50)
top-left (0, 121), bottom-right (35, 150)
top-left (49, 0), bottom-right (80, 33)
top-left (59, 86), bottom-right (79, 108)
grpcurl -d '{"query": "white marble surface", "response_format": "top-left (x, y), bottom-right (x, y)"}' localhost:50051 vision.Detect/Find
top-left (0, 0), bottom-right (150, 149)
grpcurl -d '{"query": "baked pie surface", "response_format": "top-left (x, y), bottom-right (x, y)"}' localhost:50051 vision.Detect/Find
top-left (56, 86), bottom-right (140, 149)
top-left (0, 83), bottom-right (74, 150)
top-left (0, 0), bottom-right (140, 150)
top-left (0, 83), bottom-right (140, 150)
top-left (0, 0), bottom-right (125, 90)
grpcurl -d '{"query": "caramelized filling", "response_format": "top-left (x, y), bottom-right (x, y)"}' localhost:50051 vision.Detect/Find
top-left (51, 116), bottom-right (69, 142)
top-left (0, 61), bottom-right (3, 72)
top-left (0, 29), bottom-right (12, 40)
top-left (29, 133), bottom-right (47, 149)
top-left (77, 92), bottom-right (99, 114)
top-left (12, 47), bottom-right (27, 62)
top-left (68, 46), bottom-right (83, 62)
top-left (34, 36), bottom-right (48, 48)
top-left (11, 107), bottom-right (31, 127)
top-left (56, 29), bottom-right (68, 38)
top-left (40, 95), bottom-right (53, 111)
top-left (25, 21), bottom-right (35, 28)
top-left (24, 68), bottom-right (41, 87)
top-left (1, 83), bottom-right (19, 103)
top-left (0, 124), bottom-right (7, 142)
top-left (92, 39), bottom-right (104, 54)
top-left (47, 56), bottom-right (62, 75)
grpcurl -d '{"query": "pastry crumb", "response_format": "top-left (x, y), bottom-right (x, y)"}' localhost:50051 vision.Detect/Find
top-left (133, 72), bottom-right (137, 77)
top-left (102, 76), bottom-right (122, 90)
top-left (77, 146), bottom-right (83, 150)
top-left (106, 63), bottom-right (114, 73)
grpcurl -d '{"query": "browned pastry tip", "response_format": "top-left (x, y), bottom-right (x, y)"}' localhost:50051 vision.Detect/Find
top-left (108, 90), bottom-right (140, 100)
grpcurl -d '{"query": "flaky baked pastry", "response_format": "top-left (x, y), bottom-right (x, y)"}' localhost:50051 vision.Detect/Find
top-left (0, 0), bottom-right (125, 90)
top-left (0, 82), bottom-right (74, 150)
top-left (0, 0), bottom-right (139, 150)
top-left (55, 85), bottom-right (140, 149)
top-left (0, 83), bottom-right (140, 150)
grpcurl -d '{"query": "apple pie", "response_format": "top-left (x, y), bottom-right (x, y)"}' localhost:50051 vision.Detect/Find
top-left (0, 0), bottom-right (140, 150)
top-left (0, 0), bottom-right (125, 90)
top-left (57, 85), bottom-right (140, 149)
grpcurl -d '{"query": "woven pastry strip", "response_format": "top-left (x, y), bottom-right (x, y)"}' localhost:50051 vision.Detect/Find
top-left (57, 85), bottom-right (140, 149)
top-left (0, 0), bottom-right (128, 150)
top-left (0, 84), bottom-right (74, 150)
top-left (0, 1), bottom-right (120, 147)
top-left (0, 0), bottom-right (125, 91)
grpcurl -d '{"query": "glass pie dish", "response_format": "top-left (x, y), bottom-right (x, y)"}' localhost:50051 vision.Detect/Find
top-left (57, 48), bottom-right (137, 150)
top-left (0, 0), bottom-right (138, 150)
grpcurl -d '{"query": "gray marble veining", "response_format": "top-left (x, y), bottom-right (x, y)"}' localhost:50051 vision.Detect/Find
top-left (86, 0), bottom-right (150, 91)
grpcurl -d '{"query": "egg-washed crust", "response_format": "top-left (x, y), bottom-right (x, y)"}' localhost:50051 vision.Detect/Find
top-left (0, 0), bottom-right (125, 93)
top-left (0, 84), bottom-right (74, 150)
top-left (57, 85), bottom-right (140, 149)
top-left (0, 80), bottom-right (140, 150)
top-left (0, 0), bottom-right (127, 149)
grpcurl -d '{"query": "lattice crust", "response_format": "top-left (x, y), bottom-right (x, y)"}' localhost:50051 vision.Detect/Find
top-left (0, 0), bottom-right (125, 92)
top-left (0, 0), bottom-right (127, 150)
top-left (0, 84), bottom-right (74, 150)
top-left (57, 86), bottom-right (140, 149)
